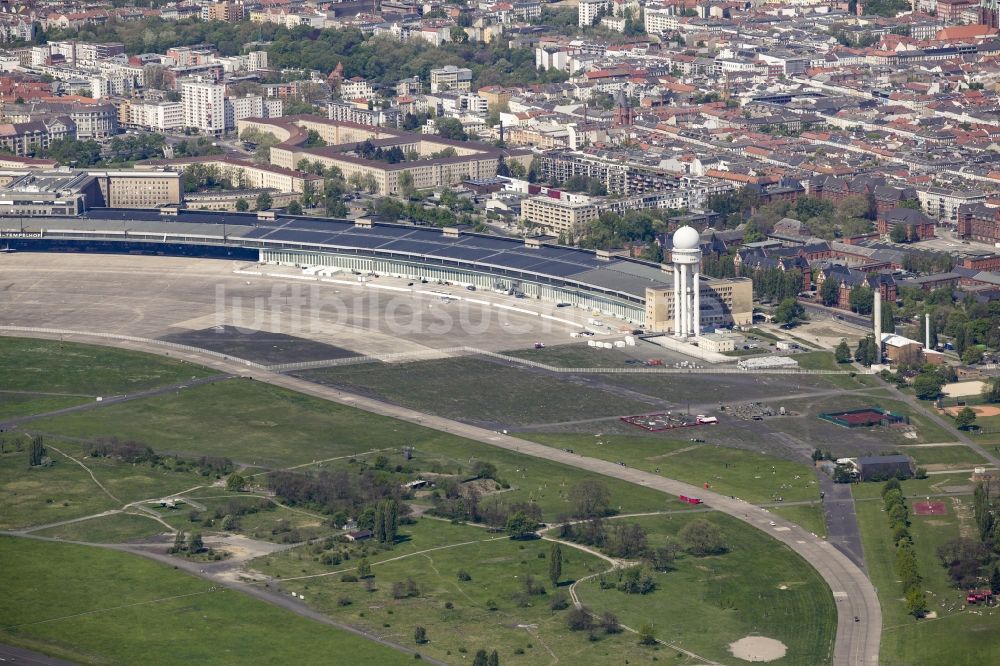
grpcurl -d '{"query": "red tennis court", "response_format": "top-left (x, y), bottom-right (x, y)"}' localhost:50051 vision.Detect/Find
top-left (914, 501), bottom-right (946, 516)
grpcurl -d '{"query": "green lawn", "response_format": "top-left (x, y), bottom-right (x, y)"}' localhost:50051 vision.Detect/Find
top-left (576, 513), bottom-right (836, 665)
top-left (0, 393), bottom-right (89, 420)
top-left (296, 357), bottom-right (658, 425)
top-left (32, 512), bottom-right (168, 543)
top-left (769, 503), bottom-right (827, 537)
top-left (0, 336), bottom-right (214, 395)
top-left (523, 433), bottom-right (821, 505)
top-left (792, 351), bottom-right (880, 389)
top-left (253, 518), bottom-right (506, 580)
top-left (29, 380), bottom-right (672, 521)
top-left (0, 536), bottom-right (415, 665)
top-left (29, 379), bottom-right (452, 468)
top-left (503, 343), bottom-right (637, 368)
top-left (900, 445), bottom-right (988, 467)
top-left (0, 449), bottom-right (117, 530)
top-left (791, 351), bottom-right (840, 371)
top-left (852, 488), bottom-right (1000, 665)
top-left (157, 494), bottom-right (337, 544)
top-left (273, 518), bottom-right (697, 665)
top-left (0, 440), bottom-right (215, 531)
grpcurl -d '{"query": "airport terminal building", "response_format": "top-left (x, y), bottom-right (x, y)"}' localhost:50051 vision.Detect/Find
top-left (0, 207), bottom-right (751, 331)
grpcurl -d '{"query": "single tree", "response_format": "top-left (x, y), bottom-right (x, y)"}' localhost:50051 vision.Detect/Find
top-left (773, 297), bottom-right (805, 327)
top-left (472, 649), bottom-right (489, 666)
top-left (172, 529), bottom-right (186, 553)
top-left (955, 407), bottom-right (977, 431)
top-left (569, 479), bottom-right (611, 518)
top-left (889, 224), bottom-right (908, 243)
top-left (505, 511), bottom-right (536, 539)
top-left (962, 347), bottom-right (983, 365)
top-left (991, 566), bottom-right (1000, 595)
top-left (399, 171), bottom-right (416, 198)
top-left (414, 626), bottom-right (427, 644)
top-left (835, 340), bottom-right (852, 363)
top-left (255, 191), bottom-right (272, 211)
top-left (549, 543), bottom-right (563, 586)
top-left (487, 650), bottom-right (499, 666)
top-left (905, 587), bottom-right (928, 618)
top-left (820, 276), bottom-right (840, 306)
top-left (226, 472), bottom-right (245, 491)
top-left (357, 558), bottom-right (373, 578)
top-left (913, 373), bottom-right (944, 400)
top-left (287, 200), bottom-right (302, 215)
top-left (638, 623), bottom-right (656, 645)
top-left (189, 533), bottom-right (205, 553)
top-left (235, 198), bottom-right (249, 211)
top-left (566, 606), bottom-right (594, 631)
top-left (601, 611), bottom-right (622, 634)
top-left (679, 518), bottom-right (726, 556)
top-left (28, 435), bottom-right (46, 467)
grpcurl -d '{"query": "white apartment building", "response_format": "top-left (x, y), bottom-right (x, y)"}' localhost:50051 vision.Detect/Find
top-left (90, 61), bottom-right (145, 98)
top-left (223, 95), bottom-right (282, 131)
top-left (644, 5), bottom-right (681, 35)
top-left (578, 0), bottom-right (611, 27)
top-left (182, 81), bottom-right (226, 134)
top-left (430, 66), bottom-right (473, 93)
top-left (128, 102), bottom-right (184, 131)
top-left (212, 50), bottom-right (269, 73)
top-left (520, 196), bottom-right (599, 237)
top-left (340, 78), bottom-right (377, 101)
top-left (458, 93), bottom-right (489, 114)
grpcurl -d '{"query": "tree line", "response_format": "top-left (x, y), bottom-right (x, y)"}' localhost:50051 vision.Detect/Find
top-left (881, 479), bottom-right (927, 617)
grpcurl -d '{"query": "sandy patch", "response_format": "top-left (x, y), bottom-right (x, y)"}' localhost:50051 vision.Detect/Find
top-left (943, 380), bottom-right (986, 398)
top-left (729, 636), bottom-right (787, 662)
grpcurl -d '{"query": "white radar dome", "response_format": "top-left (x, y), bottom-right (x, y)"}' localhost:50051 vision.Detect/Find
top-left (672, 226), bottom-right (700, 250)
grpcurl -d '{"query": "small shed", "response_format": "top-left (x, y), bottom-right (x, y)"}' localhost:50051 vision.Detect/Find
top-left (345, 529), bottom-right (373, 542)
top-left (856, 455), bottom-right (913, 481)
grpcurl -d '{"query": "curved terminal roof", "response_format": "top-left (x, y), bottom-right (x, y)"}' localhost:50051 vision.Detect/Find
top-left (10, 208), bottom-right (680, 303)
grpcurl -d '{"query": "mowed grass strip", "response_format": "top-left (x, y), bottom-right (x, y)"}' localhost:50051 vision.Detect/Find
top-left (0, 536), bottom-right (415, 665)
top-left (32, 512), bottom-right (168, 543)
top-left (0, 393), bottom-right (89, 420)
top-left (523, 433), bottom-right (821, 504)
top-left (576, 513), bottom-right (836, 665)
top-left (29, 379), bottom-right (673, 521)
top-left (0, 336), bottom-right (214, 395)
top-left (502, 343), bottom-right (639, 368)
top-left (768, 503), bottom-right (827, 537)
top-left (296, 357), bottom-right (657, 425)
top-left (901, 445), bottom-right (988, 467)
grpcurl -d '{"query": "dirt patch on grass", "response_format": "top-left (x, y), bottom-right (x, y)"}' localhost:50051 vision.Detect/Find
top-left (942, 405), bottom-right (1000, 417)
top-left (729, 636), bottom-right (788, 662)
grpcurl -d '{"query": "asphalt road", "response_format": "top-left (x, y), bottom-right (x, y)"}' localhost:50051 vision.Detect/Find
top-left (818, 473), bottom-right (867, 570)
top-left (802, 302), bottom-right (872, 330)
top-left (3, 328), bottom-right (882, 665)
top-left (0, 645), bottom-right (78, 665)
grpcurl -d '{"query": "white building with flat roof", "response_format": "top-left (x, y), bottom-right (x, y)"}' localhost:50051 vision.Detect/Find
top-left (182, 81), bottom-right (225, 134)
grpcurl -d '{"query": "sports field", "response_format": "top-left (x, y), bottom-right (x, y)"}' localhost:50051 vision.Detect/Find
top-left (853, 483), bottom-right (1000, 665)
